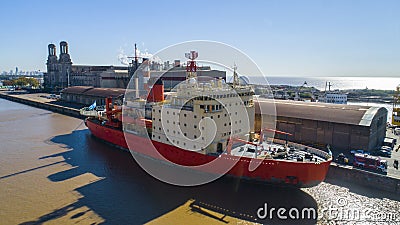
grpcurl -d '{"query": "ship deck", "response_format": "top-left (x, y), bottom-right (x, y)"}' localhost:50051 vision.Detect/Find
top-left (230, 141), bottom-right (328, 163)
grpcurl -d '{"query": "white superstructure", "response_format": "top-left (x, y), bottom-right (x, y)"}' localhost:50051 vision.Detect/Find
top-left (152, 77), bottom-right (255, 154)
top-left (318, 91), bottom-right (347, 104)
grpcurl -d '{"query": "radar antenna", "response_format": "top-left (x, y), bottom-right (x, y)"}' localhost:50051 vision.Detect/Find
top-left (185, 51), bottom-right (198, 80)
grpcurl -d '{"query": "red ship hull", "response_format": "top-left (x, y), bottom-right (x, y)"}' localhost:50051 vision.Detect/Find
top-left (85, 118), bottom-right (331, 187)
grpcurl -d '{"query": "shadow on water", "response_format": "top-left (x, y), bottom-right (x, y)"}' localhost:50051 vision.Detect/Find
top-left (21, 129), bottom-right (318, 225)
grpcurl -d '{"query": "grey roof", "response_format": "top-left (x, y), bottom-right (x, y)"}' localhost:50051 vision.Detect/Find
top-left (255, 99), bottom-right (387, 126)
top-left (61, 86), bottom-right (126, 98)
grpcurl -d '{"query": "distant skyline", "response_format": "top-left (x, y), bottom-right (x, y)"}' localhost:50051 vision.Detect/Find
top-left (0, 0), bottom-right (399, 77)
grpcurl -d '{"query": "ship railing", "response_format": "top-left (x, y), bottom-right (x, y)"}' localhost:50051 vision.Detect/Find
top-left (288, 141), bottom-right (332, 161)
top-left (163, 104), bottom-right (194, 111)
top-left (79, 106), bottom-right (105, 117)
top-left (268, 138), bottom-right (332, 161)
top-left (80, 108), bottom-right (99, 117)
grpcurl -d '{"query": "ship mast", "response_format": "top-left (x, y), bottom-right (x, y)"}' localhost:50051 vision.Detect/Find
top-left (134, 43), bottom-right (138, 70)
top-left (232, 63), bottom-right (240, 88)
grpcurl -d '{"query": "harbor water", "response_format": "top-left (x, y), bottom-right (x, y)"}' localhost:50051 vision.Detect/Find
top-left (0, 98), bottom-right (399, 225)
top-left (252, 76), bottom-right (400, 91)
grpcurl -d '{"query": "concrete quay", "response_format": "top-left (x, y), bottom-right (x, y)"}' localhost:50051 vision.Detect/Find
top-left (0, 92), bottom-right (83, 119)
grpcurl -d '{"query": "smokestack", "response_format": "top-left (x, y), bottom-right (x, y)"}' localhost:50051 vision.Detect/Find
top-left (147, 79), bottom-right (164, 102)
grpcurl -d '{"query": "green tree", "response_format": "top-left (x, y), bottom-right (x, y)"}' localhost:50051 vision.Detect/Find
top-left (27, 78), bottom-right (39, 87)
top-left (3, 80), bottom-right (15, 86)
top-left (14, 77), bottom-right (29, 86)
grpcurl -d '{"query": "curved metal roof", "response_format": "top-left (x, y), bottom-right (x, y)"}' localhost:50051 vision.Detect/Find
top-left (255, 99), bottom-right (387, 126)
top-left (61, 86), bottom-right (126, 98)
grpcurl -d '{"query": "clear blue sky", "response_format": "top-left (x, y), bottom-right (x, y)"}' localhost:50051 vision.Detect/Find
top-left (0, 0), bottom-right (399, 77)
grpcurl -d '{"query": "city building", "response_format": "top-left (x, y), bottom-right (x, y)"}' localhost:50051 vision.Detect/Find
top-left (44, 41), bottom-right (128, 91)
top-left (150, 64), bottom-right (226, 91)
top-left (99, 68), bottom-right (130, 88)
top-left (45, 42), bottom-right (226, 92)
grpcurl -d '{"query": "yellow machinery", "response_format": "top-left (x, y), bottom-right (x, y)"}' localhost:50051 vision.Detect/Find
top-left (393, 85), bottom-right (400, 126)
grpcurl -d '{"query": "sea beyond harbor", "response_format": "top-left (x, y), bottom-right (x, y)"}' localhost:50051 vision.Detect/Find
top-left (254, 76), bottom-right (400, 91)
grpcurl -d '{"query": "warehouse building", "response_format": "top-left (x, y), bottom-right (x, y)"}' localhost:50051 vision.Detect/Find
top-left (255, 99), bottom-right (388, 153)
top-left (60, 86), bottom-right (125, 106)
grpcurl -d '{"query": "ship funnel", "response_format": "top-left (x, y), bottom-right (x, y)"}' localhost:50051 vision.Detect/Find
top-left (147, 79), bottom-right (164, 102)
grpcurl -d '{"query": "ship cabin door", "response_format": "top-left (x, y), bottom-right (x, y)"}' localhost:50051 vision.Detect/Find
top-left (217, 143), bottom-right (223, 153)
